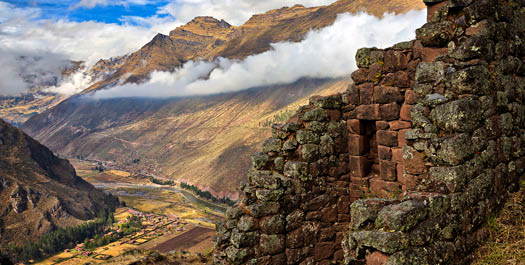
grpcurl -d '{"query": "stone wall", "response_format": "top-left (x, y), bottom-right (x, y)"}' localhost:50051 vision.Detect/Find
top-left (214, 0), bottom-right (525, 264)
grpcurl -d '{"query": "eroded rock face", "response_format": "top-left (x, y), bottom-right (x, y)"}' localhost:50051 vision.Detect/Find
top-left (10, 185), bottom-right (28, 214)
top-left (0, 176), bottom-right (9, 191)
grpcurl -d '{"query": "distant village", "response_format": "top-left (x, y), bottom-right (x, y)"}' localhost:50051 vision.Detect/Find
top-left (65, 208), bottom-right (189, 261)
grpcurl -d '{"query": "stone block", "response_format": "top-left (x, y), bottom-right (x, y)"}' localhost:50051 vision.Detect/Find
top-left (375, 200), bottom-right (427, 232)
top-left (416, 21), bottom-right (455, 47)
top-left (384, 50), bottom-right (408, 71)
top-left (256, 189), bottom-right (284, 202)
top-left (349, 231), bottom-right (409, 254)
top-left (303, 107), bottom-right (328, 122)
top-left (356, 48), bottom-right (384, 68)
top-left (246, 202), bottom-right (280, 218)
top-left (252, 152), bottom-right (269, 169)
top-left (378, 145), bottom-right (392, 160)
top-left (380, 103), bottom-right (401, 121)
top-left (398, 129), bottom-right (410, 147)
top-left (347, 119), bottom-right (366, 134)
top-left (301, 144), bottom-right (320, 162)
top-left (351, 68), bottom-right (369, 84)
top-left (380, 160), bottom-right (397, 181)
top-left (357, 104), bottom-right (381, 120)
top-left (366, 251), bottom-right (390, 265)
top-left (404, 89), bottom-right (416, 105)
top-left (429, 166), bottom-right (468, 192)
top-left (391, 148), bottom-right (403, 163)
top-left (431, 98), bottom-right (482, 132)
top-left (237, 215), bottom-right (256, 232)
top-left (296, 130), bottom-right (320, 144)
top-left (415, 61), bottom-right (444, 84)
top-left (260, 215), bottom-right (284, 234)
top-left (262, 138), bottom-right (282, 153)
top-left (311, 94), bottom-right (343, 109)
top-left (400, 104), bottom-right (412, 121)
top-left (398, 171), bottom-right (418, 191)
top-left (389, 121), bottom-right (411, 131)
top-left (260, 234), bottom-right (284, 255)
top-left (230, 230), bottom-right (259, 248)
top-left (360, 83), bottom-right (374, 104)
top-left (394, 71), bottom-right (410, 88)
top-left (402, 145), bottom-right (427, 175)
top-left (348, 135), bottom-right (368, 156)
top-left (320, 206), bottom-right (338, 223)
top-left (350, 156), bottom-right (370, 178)
top-left (436, 134), bottom-right (475, 166)
top-left (284, 161), bottom-right (309, 180)
top-left (314, 242), bottom-right (335, 261)
top-left (376, 120), bottom-right (389, 130)
top-left (377, 130), bottom-right (398, 147)
top-left (374, 86), bottom-right (404, 104)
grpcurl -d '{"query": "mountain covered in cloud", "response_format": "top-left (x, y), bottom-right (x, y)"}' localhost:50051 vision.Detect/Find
top-left (82, 0), bottom-right (426, 95)
top-left (20, 0), bottom-right (425, 197)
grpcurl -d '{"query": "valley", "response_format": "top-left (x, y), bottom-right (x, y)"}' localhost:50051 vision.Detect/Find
top-left (35, 159), bottom-right (224, 265)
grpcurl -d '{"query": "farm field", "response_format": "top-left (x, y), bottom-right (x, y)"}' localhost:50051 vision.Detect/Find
top-left (35, 161), bottom-right (223, 264)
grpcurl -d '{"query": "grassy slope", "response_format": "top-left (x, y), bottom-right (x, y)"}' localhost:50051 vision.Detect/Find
top-left (471, 179), bottom-right (525, 265)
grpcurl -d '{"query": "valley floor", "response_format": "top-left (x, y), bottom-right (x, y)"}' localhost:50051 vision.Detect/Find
top-left (36, 160), bottom-right (223, 265)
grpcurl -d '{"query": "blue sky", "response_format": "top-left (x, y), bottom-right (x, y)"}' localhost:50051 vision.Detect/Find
top-left (3, 0), bottom-right (171, 24)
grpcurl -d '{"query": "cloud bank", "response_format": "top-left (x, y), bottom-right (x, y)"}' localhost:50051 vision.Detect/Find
top-left (0, 1), bottom-right (176, 95)
top-left (160, 0), bottom-right (336, 26)
top-left (92, 10), bottom-right (427, 99)
top-left (0, 49), bottom-right (73, 96)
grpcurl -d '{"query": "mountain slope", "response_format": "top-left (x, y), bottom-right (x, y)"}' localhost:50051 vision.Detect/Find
top-left (23, 78), bottom-right (347, 198)
top-left (21, 0), bottom-right (424, 197)
top-left (0, 119), bottom-right (118, 244)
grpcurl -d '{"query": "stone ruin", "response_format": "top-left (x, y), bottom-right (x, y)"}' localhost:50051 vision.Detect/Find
top-left (214, 0), bottom-right (525, 264)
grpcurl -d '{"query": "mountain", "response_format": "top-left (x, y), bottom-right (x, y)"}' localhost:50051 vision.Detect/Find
top-left (84, 0), bottom-right (425, 92)
top-left (21, 0), bottom-right (425, 198)
top-left (23, 78), bottom-right (347, 198)
top-left (0, 119), bottom-right (118, 244)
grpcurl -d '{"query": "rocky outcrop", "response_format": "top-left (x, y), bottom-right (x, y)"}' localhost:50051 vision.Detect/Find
top-left (10, 185), bottom-right (28, 214)
top-left (215, 0), bottom-right (524, 264)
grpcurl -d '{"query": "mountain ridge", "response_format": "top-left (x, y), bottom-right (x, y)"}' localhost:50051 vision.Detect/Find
top-left (0, 119), bottom-right (119, 244)
top-left (82, 0), bottom-right (425, 93)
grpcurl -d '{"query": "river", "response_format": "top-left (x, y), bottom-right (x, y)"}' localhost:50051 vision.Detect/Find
top-left (93, 182), bottom-right (227, 214)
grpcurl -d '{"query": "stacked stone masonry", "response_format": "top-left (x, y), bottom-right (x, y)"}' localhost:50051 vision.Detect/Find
top-left (214, 0), bottom-right (525, 264)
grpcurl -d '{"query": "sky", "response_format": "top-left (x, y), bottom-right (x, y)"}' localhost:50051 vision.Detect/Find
top-left (0, 0), bottom-right (426, 97)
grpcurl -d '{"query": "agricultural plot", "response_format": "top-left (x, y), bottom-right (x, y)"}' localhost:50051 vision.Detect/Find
top-left (36, 163), bottom-right (222, 264)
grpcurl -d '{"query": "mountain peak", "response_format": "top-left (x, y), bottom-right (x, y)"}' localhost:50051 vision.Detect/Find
top-left (169, 16), bottom-right (233, 39)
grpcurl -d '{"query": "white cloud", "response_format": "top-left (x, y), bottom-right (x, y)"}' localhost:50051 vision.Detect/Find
top-left (92, 10), bottom-right (427, 99)
top-left (0, 48), bottom-right (74, 96)
top-left (160, 0), bottom-right (336, 26)
top-left (70, 0), bottom-right (155, 9)
top-left (44, 71), bottom-right (94, 95)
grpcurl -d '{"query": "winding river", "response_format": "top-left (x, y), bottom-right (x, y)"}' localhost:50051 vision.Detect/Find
top-left (93, 182), bottom-right (227, 214)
